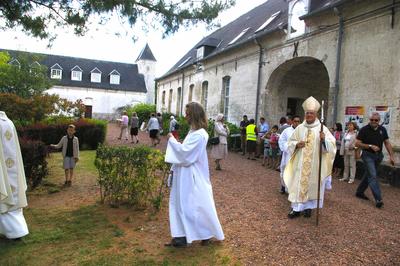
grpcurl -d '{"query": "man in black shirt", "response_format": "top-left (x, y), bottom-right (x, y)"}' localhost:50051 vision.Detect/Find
top-left (355, 112), bottom-right (395, 208)
top-left (239, 115), bottom-right (249, 155)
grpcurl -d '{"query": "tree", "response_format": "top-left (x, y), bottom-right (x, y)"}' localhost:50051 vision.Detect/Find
top-left (0, 51), bottom-right (53, 98)
top-left (0, 0), bottom-right (235, 40)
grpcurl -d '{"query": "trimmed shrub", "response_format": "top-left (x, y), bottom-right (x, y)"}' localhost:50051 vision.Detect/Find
top-left (0, 93), bottom-right (85, 124)
top-left (95, 145), bottom-right (170, 210)
top-left (17, 118), bottom-right (107, 150)
top-left (122, 103), bottom-right (156, 125)
top-left (19, 138), bottom-right (48, 189)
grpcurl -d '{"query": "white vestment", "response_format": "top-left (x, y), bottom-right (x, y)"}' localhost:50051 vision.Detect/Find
top-left (0, 111), bottom-right (29, 239)
top-left (278, 126), bottom-right (295, 190)
top-left (283, 119), bottom-right (336, 212)
top-left (165, 128), bottom-right (224, 243)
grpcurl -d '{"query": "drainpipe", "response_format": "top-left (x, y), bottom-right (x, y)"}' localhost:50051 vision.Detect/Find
top-left (254, 38), bottom-right (264, 123)
top-left (332, 9), bottom-right (344, 124)
top-left (181, 71), bottom-right (185, 116)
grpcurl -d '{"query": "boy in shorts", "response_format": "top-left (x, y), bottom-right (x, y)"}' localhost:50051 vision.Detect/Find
top-left (51, 124), bottom-right (80, 187)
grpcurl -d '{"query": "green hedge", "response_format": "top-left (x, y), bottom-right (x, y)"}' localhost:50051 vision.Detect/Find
top-left (17, 118), bottom-right (107, 150)
top-left (95, 145), bottom-right (170, 210)
top-left (19, 138), bottom-right (48, 189)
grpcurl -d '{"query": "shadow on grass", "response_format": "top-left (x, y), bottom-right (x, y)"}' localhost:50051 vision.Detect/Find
top-left (0, 205), bottom-right (236, 266)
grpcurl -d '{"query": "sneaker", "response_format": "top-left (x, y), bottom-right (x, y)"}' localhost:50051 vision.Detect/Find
top-left (339, 177), bottom-right (349, 182)
top-left (355, 193), bottom-right (369, 200)
top-left (288, 209), bottom-right (301, 219)
top-left (348, 179), bottom-right (354, 184)
top-left (376, 200), bottom-right (384, 208)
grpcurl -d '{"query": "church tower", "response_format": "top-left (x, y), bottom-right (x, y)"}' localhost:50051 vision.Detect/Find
top-left (136, 43), bottom-right (157, 104)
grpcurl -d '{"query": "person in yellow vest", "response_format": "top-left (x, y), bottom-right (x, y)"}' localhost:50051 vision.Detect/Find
top-left (246, 119), bottom-right (258, 160)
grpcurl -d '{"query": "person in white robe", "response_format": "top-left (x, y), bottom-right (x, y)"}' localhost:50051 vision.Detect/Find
top-left (278, 115), bottom-right (301, 194)
top-left (0, 111), bottom-right (29, 239)
top-left (165, 102), bottom-right (224, 247)
top-left (283, 97), bottom-right (336, 219)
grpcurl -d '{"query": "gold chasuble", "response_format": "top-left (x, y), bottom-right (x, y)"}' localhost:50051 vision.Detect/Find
top-left (283, 119), bottom-right (336, 203)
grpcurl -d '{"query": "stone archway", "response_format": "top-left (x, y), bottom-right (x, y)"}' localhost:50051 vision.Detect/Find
top-left (264, 57), bottom-right (330, 124)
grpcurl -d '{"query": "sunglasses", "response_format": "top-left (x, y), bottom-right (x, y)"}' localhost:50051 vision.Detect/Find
top-left (370, 119), bottom-right (379, 122)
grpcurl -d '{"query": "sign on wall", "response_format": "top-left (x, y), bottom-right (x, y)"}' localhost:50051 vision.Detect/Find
top-left (344, 106), bottom-right (365, 129)
top-left (369, 106), bottom-right (394, 137)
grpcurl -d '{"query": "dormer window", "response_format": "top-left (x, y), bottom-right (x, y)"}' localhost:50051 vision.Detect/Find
top-left (71, 65), bottom-right (83, 81)
top-left (109, 69), bottom-right (120, 85)
top-left (229, 27), bottom-right (250, 45)
top-left (288, 0), bottom-right (308, 38)
top-left (196, 46), bottom-right (205, 60)
top-left (90, 67), bottom-right (102, 83)
top-left (9, 59), bottom-right (21, 68)
top-left (50, 63), bottom-right (63, 79)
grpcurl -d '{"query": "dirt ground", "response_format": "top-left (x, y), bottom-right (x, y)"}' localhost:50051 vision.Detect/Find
top-left (30, 123), bottom-right (400, 265)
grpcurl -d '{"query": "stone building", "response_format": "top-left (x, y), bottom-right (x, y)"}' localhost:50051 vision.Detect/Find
top-left (2, 44), bottom-right (157, 119)
top-left (156, 0), bottom-right (400, 160)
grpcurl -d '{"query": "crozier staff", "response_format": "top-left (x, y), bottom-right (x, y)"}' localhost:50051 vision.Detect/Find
top-left (164, 102), bottom-right (224, 247)
top-left (283, 97), bottom-right (336, 219)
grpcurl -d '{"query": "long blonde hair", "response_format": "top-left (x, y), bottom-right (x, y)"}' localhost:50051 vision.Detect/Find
top-left (185, 102), bottom-right (208, 130)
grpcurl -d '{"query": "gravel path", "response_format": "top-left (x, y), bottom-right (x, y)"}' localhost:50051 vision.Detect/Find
top-left (88, 124), bottom-right (400, 264)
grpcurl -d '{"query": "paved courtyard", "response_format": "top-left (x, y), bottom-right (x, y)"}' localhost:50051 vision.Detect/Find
top-left (107, 123), bottom-right (400, 265)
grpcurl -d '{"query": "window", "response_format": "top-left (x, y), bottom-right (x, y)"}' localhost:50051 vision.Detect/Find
top-left (91, 73), bottom-right (101, 83)
top-left (109, 70), bottom-right (120, 85)
top-left (188, 84), bottom-right (194, 102)
top-left (221, 76), bottom-right (230, 118)
top-left (162, 91), bottom-right (166, 106)
top-left (71, 65), bottom-right (82, 81)
top-left (228, 27), bottom-right (250, 45)
top-left (176, 87), bottom-right (182, 116)
top-left (50, 63), bottom-right (63, 79)
top-left (51, 69), bottom-right (62, 79)
top-left (256, 11), bottom-right (281, 32)
top-left (110, 74), bottom-right (120, 85)
top-left (71, 71), bottom-right (82, 81)
top-left (196, 46), bottom-right (205, 60)
top-left (168, 89), bottom-right (173, 113)
top-left (90, 68), bottom-right (102, 83)
top-left (289, 0), bottom-right (307, 38)
top-left (201, 81), bottom-right (208, 112)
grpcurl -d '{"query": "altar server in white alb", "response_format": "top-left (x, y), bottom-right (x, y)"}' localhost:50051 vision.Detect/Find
top-left (278, 115), bottom-right (301, 194)
top-left (0, 111), bottom-right (29, 239)
top-left (283, 97), bottom-right (336, 219)
top-left (165, 102), bottom-right (224, 247)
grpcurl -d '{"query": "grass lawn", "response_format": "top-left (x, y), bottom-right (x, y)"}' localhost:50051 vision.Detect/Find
top-left (0, 151), bottom-right (237, 266)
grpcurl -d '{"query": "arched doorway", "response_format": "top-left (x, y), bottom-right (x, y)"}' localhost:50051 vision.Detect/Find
top-left (264, 57), bottom-right (330, 123)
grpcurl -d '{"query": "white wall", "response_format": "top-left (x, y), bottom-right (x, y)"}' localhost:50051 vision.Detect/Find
top-left (46, 86), bottom-right (147, 118)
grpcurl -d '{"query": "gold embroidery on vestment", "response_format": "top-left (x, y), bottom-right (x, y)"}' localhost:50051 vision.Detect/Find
top-left (5, 158), bottom-right (15, 168)
top-left (5, 130), bottom-right (12, 141)
top-left (299, 129), bottom-right (314, 202)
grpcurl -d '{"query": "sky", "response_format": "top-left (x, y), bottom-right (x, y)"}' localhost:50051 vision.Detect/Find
top-left (0, 0), bottom-right (267, 77)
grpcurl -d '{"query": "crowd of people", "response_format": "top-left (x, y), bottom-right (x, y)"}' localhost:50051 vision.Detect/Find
top-left (209, 97), bottom-right (395, 220)
top-left (112, 98), bottom-right (396, 248)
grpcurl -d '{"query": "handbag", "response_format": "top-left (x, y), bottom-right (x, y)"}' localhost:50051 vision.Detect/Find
top-left (209, 137), bottom-right (220, 145)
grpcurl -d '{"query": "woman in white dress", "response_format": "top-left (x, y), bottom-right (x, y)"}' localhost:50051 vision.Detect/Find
top-left (210, 114), bottom-right (230, 170)
top-left (165, 102), bottom-right (224, 247)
